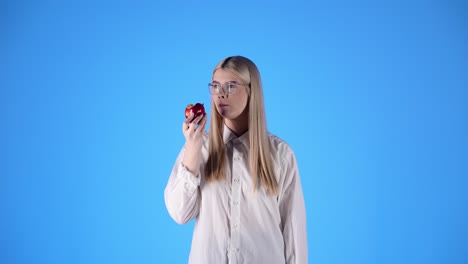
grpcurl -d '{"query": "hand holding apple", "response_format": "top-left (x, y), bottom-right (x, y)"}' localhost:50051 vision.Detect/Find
top-left (181, 102), bottom-right (207, 176)
top-left (185, 103), bottom-right (206, 119)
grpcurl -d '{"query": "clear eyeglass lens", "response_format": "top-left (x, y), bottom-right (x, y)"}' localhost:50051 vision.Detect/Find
top-left (209, 82), bottom-right (239, 95)
top-left (227, 83), bottom-right (236, 93)
top-left (212, 84), bottom-right (220, 94)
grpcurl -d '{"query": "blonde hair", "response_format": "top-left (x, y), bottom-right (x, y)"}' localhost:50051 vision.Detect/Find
top-left (205, 56), bottom-right (278, 195)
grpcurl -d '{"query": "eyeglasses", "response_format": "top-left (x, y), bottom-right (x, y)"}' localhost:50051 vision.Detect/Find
top-left (208, 81), bottom-right (248, 95)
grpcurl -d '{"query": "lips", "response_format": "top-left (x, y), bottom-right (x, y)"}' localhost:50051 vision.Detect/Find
top-left (218, 104), bottom-right (229, 108)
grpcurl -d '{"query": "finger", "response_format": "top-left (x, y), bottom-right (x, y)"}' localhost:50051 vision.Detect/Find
top-left (186, 117), bottom-right (198, 134)
top-left (193, 115), bottom-right (206, 136)
top-left (183, 113), bottom-right (197, 135)
top-left (192, 114), bottom-right (203, 125)
top-left (184, 112), bottom-right (195, 124)
top-left (182, 120), bottom-right (189, 132)
top-left (198, 114), bottom-right (208, 131)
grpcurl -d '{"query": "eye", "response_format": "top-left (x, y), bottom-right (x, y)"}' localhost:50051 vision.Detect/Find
top-left (227, 83), bottom-right (237, 90)
top-left (212, 83), bottom-right (220, 91)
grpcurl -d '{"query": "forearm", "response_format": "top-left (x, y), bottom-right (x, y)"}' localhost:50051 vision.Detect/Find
top-left (181, 142), bottom-right (202, 176)
top-left (282, 193), bottom-right (308, 264)
top-left (280, 151), bottom-right (308, 264)
top-left (164, 151), bottom-right (201, 224)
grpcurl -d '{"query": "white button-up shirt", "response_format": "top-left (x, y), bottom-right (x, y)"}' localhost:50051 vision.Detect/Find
top-left (164, 126), bottom-right (308, 264)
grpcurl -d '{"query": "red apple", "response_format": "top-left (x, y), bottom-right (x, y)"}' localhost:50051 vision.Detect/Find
top-left (185, 103), bottom-right (206, 119)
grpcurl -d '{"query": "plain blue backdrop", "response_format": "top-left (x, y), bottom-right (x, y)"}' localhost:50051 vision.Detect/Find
top-left (1, 0), bottom-right (467, 263)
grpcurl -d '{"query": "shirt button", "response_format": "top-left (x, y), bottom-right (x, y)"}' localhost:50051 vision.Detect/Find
top-left (233, 178), bottom-right (239, 183)
top-left (233, 201), bottom-right (239, 205)
top-left (234, 224), bottom-right (238, 228)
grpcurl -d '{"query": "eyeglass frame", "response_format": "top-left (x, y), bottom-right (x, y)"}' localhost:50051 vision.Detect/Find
top-left (208, 81), bottom-right (250, 95)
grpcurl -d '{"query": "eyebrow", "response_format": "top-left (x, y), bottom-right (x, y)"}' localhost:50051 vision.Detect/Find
top-left (212, 80), bottom-right (240, 84)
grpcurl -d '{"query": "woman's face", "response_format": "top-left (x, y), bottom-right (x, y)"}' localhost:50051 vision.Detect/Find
top-left (211, 68), bottom-right (249, 122)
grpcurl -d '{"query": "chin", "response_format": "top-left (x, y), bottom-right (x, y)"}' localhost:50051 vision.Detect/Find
top-left (216, 107), bottom-right (228, 117)
top-left (217, 109), bottom-right (236, 120)
top-left (219, 111), bottom-right (232, 119)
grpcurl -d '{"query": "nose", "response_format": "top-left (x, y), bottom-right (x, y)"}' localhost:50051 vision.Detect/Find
top-left (216, 87), bottom-right (230, 99)
top-left (217, 92), bottom-right (228, 99)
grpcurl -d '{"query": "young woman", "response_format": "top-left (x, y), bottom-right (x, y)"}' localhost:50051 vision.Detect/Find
top-left (164, 56), bottom-right (307, 264)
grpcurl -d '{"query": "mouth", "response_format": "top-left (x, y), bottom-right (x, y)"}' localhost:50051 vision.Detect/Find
top-left (218, 104), bottom-right (229, 108)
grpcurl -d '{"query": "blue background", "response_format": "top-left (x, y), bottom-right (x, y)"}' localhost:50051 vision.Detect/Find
top-left (1, 0), bottom-right (467, 263)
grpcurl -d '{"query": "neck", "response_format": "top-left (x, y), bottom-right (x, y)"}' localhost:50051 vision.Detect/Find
top-left (224, 105), bottom-right (249, 136)
top-left (224, 116), bottom-right (248, 137)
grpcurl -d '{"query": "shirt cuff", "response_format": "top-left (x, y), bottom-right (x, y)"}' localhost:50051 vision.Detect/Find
top-left (179, 162), bottom-right (201, 190)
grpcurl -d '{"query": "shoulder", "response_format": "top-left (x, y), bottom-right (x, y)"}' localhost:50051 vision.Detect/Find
top-left (267, 133), bottom-right (295, 159)
top-left (267, 133), bottom-right (299, 186)
top-left (268, 133), bottom-right (296, 167)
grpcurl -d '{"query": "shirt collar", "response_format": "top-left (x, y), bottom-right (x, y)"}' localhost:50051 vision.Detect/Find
top-left (223, 124), bottom-right (250, 148)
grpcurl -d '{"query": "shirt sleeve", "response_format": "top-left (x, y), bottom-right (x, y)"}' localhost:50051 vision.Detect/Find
top-left (164, 147), bottom-right (201, 224)
top-left (278, 148), bottom-right (308, 264)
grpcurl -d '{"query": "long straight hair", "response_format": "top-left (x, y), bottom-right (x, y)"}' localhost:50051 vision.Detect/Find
top-left (204, 56), bottom-right (278, 195)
